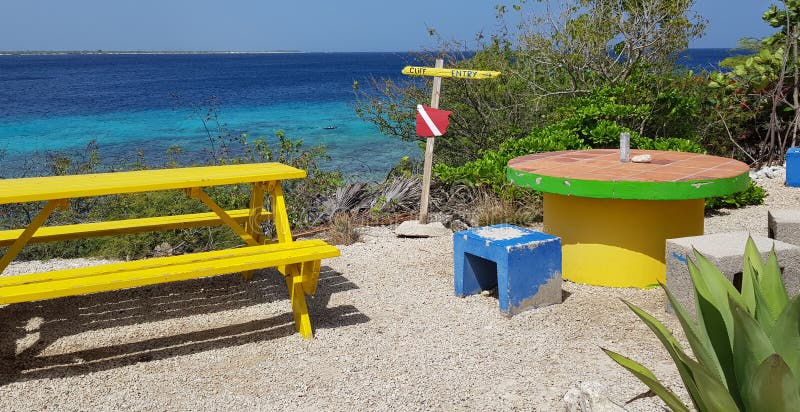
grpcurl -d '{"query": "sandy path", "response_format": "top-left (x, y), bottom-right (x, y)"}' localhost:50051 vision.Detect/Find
top-left (0, 172), bottom-right (796, 411)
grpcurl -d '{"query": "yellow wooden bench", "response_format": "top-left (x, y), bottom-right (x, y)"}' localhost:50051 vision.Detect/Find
top-left (0, 163), bottom-right (340, 339)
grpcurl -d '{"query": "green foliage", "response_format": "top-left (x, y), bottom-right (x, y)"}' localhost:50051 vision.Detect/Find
top-left (355, 44), bottom-right (542, 166)
top-left (356, 0), bottom-right (706, 166)
top-left (435, 89), bottom-right (708, 192)
top-left (703, 1), bottom-right (800, 165)
top-left (508, 0), bottom-right (706, 88)
top-left (705, 180), bottom-right (766, 210)
top-left (605, 238), bottom-right (800, 411)
top-left (387, 156), bottom-right (417, 179)
top-left (710, 47), bottom-right (785, 92)
top-left (632, 137), bottom-right (704, 153)
top-left (434, 125), bottom-right (586, 190)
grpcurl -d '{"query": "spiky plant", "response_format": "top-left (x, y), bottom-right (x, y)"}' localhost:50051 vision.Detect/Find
top-left (604, 237), bottom-right (800, 411)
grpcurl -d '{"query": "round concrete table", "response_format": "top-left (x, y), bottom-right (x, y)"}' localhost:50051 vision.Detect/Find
top-left (507, 149), bottom-right (750, 288)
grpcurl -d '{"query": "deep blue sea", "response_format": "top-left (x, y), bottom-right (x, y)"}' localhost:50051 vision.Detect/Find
top-left (0, 49), bottom-right (742, 179)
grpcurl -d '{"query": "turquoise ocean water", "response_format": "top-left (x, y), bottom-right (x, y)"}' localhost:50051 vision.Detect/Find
top-left (0, 50), bottom-right (739, 179)
top-left (1, 102), bottom-right (408, 179)
top-left (0, 52), bottom-right (421, 180)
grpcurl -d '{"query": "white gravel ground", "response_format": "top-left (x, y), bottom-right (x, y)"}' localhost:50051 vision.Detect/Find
top-left (0, 171), bottom-right (797, 411)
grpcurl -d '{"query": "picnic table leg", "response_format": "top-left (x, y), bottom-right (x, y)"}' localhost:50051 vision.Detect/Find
top-left (268, 180), bottom-right (295, 278)
top-left (241, 182), bottom-right (267, 281)
top-left (267, 181), bottom-right (316, 338)
top-left (286, 273), bottom-right (313, 339)
top-left (245, 182), bottom-right (267, 243)
top-left (301, 259), bottom-right (322, 295)
top-left (0, 199), bottom-right (68, 273)
top-left (265, 181), bottom-right (319, 338)
top-left (267, 181), bottom-right (293, 244)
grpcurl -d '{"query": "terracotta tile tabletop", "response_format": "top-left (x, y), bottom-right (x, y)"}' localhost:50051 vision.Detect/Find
top-left (507, 149), bottom-right (751, 200)
top-left (508, 149), bottom-right (748, 182)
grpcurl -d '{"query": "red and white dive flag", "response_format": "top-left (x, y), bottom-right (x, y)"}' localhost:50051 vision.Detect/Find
top-left (415, 105), bottom-right (452, 137)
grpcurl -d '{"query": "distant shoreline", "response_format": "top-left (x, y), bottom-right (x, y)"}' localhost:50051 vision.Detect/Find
top-left (0, 48), bottom-right (738, 57)
top-left (0, 50), bottom-right (304, 56)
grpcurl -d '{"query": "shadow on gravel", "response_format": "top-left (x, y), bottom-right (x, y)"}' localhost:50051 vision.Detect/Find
top-left (0, 266), bottom-right (368, 384)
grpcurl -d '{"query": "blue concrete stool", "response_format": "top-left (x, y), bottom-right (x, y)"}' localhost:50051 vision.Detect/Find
top-left (454, 224), bottom-right (562, 316)
top-left (788, 147), bottom-right (800, 187)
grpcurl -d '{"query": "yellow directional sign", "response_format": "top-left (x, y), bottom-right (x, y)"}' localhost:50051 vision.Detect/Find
top-left (402, 66), bottom-right (501, 80)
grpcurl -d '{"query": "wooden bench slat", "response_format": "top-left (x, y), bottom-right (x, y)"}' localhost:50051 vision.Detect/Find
top-left (0, 240), bottom-right (339, 304)
top-left (0, 163), bottom-right (307, 205)
top-left (0, 239), bottom-right (332, 287)
top-left (0, 209), bottom-right (272, 247)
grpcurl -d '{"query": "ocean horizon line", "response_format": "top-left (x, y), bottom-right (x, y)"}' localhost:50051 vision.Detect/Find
top-left (0, 47), bottom-right (740, 57)
top-left (0, 50), bottom-right (306, 56)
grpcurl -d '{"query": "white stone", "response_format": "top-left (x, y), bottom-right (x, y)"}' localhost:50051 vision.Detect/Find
top-left (750, 165), bottom-right (786, 180)
top-left (631, 154), bottom-right (652, 163)
top-left (563, 381), bottom-right (627, 412)
top-left (394, 220), bottom-right (452, 238)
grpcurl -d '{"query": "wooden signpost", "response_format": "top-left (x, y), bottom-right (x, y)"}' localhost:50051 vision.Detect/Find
top-left (402, 60), bottom-right (501, 224)
top-left (402, 66), bottom-right (501, 80)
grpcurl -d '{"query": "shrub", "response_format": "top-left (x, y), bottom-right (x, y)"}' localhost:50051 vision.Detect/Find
top-left (434, 125), bottom-right (587, 191)
top-left (705, 180), bottom-right (766, 211)
top-left (604, 238), bottom-right (800, 411)
top-left (473, 188), bottom-right (541, 227)
top-left (434, 87), bottom-right (714, 193)
top-left (326, 214), bottom-right (360, 246)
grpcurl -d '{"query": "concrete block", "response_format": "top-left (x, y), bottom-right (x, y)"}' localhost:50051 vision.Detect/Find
top-left (769, 209), bottom-right (800, 246)
top-left (453, 224), bottom-right (562, 316)
top-left (666, 232), bottom-right (800, 317)
top-left (787, 147), bottom-right (800, 187)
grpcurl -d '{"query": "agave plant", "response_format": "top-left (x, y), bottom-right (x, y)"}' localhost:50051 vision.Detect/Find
top-left (604, 237), bottom-right (800, 411)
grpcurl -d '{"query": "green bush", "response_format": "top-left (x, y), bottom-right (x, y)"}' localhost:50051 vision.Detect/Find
top-left (434, 86), bottom-right (762, 210)
top-left (605, 238), bottom-right (800, 411)
top-left (434, 90), bottom-right (709, 194)
top-left (706, 180), bottom-right (766, 211)
top-left (434, 125), bottom-right (586, 191)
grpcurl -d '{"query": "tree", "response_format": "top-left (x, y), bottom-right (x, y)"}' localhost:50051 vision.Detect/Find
top-left (764, 0), bottom-right (800, 153)
top-left (354, 0), bottom-right (707, 167)
top-left (508, 0), bottom-right (705, 94)
top-left (708, 1), bottom-right (800, 165)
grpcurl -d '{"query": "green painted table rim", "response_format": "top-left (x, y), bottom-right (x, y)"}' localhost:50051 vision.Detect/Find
top-left (506, 166), bottom-right (751, 200)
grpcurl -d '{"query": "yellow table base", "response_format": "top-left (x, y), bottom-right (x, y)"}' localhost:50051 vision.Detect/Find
top-left (543, 193), bottom-right (704, 288)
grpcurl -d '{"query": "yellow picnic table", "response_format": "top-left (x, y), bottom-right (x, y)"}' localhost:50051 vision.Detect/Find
top-left (0, 163), bottom-right (339, 339)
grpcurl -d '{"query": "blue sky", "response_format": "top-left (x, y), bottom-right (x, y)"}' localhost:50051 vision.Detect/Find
top-left (0, 1), bottom-right (777, 51)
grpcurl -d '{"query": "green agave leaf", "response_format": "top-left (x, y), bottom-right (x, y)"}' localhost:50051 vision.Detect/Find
top-left (621, 298), bottom-right (706, 410)
top-left (730, 295), bottom-right (778, 408)
top-left (770, 295), bottom-right (800, 384)
top-left (741, 253), bottom-right (757, 315)
top-left (743, 236), bottom-right (764, 275)
top-left (688, 255), bottom-right (739, 401)
top-left (742, 236), bottom-right (780, 331)
top-left (661, 283), bottom-right (725, 390)
top-left (675, 349), bottom-right (741, 412)
top-left (602, 349), bottom-right (690, 412)
top-left (691, 248), bottom-right (746, 344)
top-left (760, 246), bottom-right (789, 319)
top-left (744, 354), bottom-right (800, 412)
top-left (751, 269), bottom-right (778, 336)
